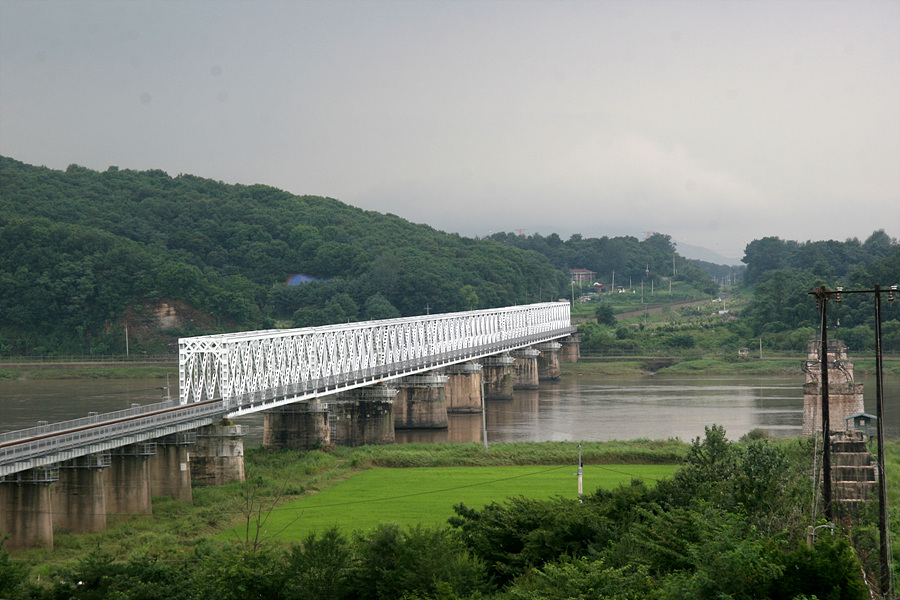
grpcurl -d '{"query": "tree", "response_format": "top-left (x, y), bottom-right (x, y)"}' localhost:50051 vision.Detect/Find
top-left (595, 304), bottom-right (617, 326)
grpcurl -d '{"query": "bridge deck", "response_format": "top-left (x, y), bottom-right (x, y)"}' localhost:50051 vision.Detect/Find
top-left (1, 302), bottom-right (574, 476)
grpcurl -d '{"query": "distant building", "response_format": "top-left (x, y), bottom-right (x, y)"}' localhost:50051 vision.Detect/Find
top-left (286, 274), bottom-right (325, 285)
top-left (569, 268), bottom-right (596, 283)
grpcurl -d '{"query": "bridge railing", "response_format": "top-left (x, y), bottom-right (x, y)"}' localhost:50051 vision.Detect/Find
top-left (180, 302), bottom-right (574, 409)
top-left (0, 399), bottom-right (224, 477)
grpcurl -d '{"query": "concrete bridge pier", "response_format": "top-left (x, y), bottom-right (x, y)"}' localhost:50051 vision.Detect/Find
top-left (52, 453), bottom-right (109, 533)
top-left (0, 466), bottom-right (57, 551)
top-left (558, 334), bottom-right (580, 363)
top-left (263, 401), bottom-right (330, 451)
top-left (481, 354), bottom-right (515, 401)
top-left (534, 341), bottom-right (562, 380)
top-left (511, 348), bottom-right (541, 390)
top-left (106, 442), bottom-right (155, 516)
top-left (801, 339), bottom-right (865, 437)
top-left (444, 362), bottom-right (483, 413)
top-left (393, 374), bottom-right (450, 429)
top-left (331, 385), bottom-right (398, 446)
top-left (149, 433), bottom-right (195, 502)
top-left (190, 422), bottom-right (246, 486)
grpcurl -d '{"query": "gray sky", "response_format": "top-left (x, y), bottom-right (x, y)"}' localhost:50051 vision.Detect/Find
top-left (2, 0), bottom-right (898, 262)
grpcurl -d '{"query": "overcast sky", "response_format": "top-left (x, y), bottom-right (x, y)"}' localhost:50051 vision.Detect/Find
top-left (2, 0), bottom-right (898, 262)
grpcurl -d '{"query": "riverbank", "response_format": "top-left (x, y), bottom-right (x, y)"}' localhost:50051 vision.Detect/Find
top-left (564, 356), bottom-right (900, 377)
top-left (4, 354), bottom-right (897, 381)
top-left (10, 440), bottom-right (689, 568)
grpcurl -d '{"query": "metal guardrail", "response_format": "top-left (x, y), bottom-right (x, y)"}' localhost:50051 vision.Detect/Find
top-left (0, 399), bottom-right (224, 477)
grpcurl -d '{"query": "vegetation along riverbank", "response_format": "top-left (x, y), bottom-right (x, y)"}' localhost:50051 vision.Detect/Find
top-left (2, 433), bottom-right (899, 599)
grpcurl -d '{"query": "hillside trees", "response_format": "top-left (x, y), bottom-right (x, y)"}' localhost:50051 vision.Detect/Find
top-left (0, 157), bottom-right (567, 353)
top-left (490, 231), bottom-right (719, 296)
top-left (740, 232), bottom-right (900, 351)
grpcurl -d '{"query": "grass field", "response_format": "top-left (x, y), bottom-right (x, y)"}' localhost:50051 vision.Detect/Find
top-left (222, 463), bottom-right (678, 544)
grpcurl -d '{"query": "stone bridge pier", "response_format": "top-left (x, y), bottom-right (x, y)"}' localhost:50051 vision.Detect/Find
top-left (106, 442), bottom-right (156, 517)
top-left (190, 423), bottom-right (246, 486)
top-left (331, 385), bottom-right (398, 446)
top-left (264, 402), bottom-right (330, 451)
top-left (0, 467), bottom-right (57, 551)
top-left (53, 453), bottom-right (109, 533)
top-left (149, 433), bottom-right (195, 502)
top-left (481, 354), bottom-right (515, 400)
top-left (393, 374), bottom-right (450, 430)
top-left (511, 348), bottom-right (541, 390)
top-left (534, 341), bottom-right (562, 380)
top-left (444, 362), bottom-right (483, 413)
top-left (558, 334), bottom-right (580, 363)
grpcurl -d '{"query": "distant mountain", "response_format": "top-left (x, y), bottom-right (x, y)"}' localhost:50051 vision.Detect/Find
top-left (674, 241), bottom-right (742, 266)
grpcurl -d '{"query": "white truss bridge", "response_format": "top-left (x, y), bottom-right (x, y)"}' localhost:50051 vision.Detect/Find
top-left (1, 302), bottom-right (575, 476)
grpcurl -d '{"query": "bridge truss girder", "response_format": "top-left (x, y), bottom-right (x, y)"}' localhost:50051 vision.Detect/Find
top-left (180, 302), bottom-right (575, 415)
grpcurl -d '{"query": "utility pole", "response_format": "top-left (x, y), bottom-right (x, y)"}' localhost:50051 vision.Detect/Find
top-left (808, 283), bottom-right (897, 596)
top-left (811, 286), bottom-right (833, 522)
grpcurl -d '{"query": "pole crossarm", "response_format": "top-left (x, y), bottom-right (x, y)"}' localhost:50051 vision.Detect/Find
top-left (179, 302), bottom-right (575, 413)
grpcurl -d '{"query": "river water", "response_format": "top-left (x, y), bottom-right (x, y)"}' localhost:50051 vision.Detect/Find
top-left (2, 373), bottom-right (898, 445)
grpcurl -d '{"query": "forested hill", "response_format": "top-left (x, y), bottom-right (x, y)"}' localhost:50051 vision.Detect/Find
top-left (1, 157), bottom-right (573, 354)
top-left (0, 156), bottom-right (723, 356)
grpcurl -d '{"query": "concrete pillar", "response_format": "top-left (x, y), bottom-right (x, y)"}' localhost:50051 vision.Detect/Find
top-left (511, 348), bottom-right (541, 390)
top-left (190, 423), bottom-right (246, 486)
top-left (801, 339), bottom-right (865, 436)
top-left (330, 385), bottom-right (397, 446)
top-left (53, 453), bottom-right (109, 533)
top-left (481, 354), bottom-right (515, 401)
top-left (534, 342), bottom-right (562, 380)
top-left (0, 467), bottom-right (57, 551)
top-left (106, 443), bottom-right (155, 516)
top-left (263, 401), bottom-right (330, 451)
top-left (394, 374), bottom-right (450, 429)
top-left (149, 433), bottom-right (194, 502)
top-left (444, 362), bottom-right (483, 413)
top-left (558, 334), bottom-right (580, 363)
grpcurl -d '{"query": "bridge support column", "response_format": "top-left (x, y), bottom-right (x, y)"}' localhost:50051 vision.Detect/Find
top-left (330, 386), bottom-right (397, 446)
top-left (106, 443), bottom-right (155, 516)
top-left (53, 453), bottom-right (109, 533)
top-left (444, 362), bottom-right (483, 413)
top-left (482, 354), bottom-right (515, 401)
top-left (511, 349), bottom-right (541, 390)
top-left (558, 334), bottom-right (580, 363)
top-left (394, 374), bottom-right (450, 429)
top-left (0, 467), bottom-right (57, 551)
top-left (149, 433), bottom-right (195, 502)
top-left (534, 342), bottom-right (562, 380)
top-left (263, 402), bottom-right (330, 451)
top-left (190, 422), bottom-right (246, 486)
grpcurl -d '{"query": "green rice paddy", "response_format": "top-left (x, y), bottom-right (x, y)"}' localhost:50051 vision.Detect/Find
top-left (222, 464), bottom-right (677, 543)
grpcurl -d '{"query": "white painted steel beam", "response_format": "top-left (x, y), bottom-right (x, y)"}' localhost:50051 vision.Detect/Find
top-left (179, 302), bottom-right (574, 414)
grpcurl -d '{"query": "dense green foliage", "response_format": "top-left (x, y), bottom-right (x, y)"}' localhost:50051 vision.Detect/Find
top-left (0, 429), bottom-right (871, 599)
top-left (0, 157), bottom-right (567, 353)
top-left (489, 231), bottom-right (719, 296)
top-left (740, 233), bottom-right (900, 352)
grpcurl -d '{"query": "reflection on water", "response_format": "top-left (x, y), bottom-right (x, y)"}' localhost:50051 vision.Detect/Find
top-left (1, 373), bottom-right (898, 445)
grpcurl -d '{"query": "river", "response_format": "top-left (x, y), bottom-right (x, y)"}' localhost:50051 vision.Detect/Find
top-left (2, 373), bottom-right (898, 445)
